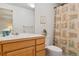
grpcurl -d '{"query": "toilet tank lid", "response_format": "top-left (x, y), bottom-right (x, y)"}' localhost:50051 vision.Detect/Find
top-left (46, 46), bottom-right (62, 52)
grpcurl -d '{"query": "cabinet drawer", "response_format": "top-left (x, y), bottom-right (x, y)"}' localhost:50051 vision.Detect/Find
top-left (0, 54), bottom-right (1, 56)
top-left (4, 47), bottom-right (35, 56)
top-left (36, 39), bottom-right (45, 45)
top-left (36, 44), bottom-right (45, 51)
top-left (0, 53), bottom-right (2, 56)
top-left (3, 39), bottom-right (35, 52)
top-left (36, 50), bottom-right (46, 56)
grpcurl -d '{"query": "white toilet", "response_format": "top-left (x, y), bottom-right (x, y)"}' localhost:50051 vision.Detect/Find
top-left (42, 29), bottom-right (62, 56)
top-left (45, 45), bottom-right (62, 56)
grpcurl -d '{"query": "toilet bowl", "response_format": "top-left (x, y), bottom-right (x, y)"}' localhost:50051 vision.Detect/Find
top-left (45, 46), bottom-right (62, 56)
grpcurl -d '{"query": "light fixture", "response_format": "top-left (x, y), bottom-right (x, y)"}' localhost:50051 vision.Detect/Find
top-left (27, 3), bottom-right (35, 8)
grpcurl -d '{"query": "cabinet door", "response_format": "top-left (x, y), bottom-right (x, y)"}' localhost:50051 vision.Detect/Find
top-left (3, 39), bottom-right (35, 53)
top-left (4, 47), bottom-right (35, 56)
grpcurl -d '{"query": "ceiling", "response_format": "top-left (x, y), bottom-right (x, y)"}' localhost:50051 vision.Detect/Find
top-left (8, 3), bottom-right (61, 10)
top-left (8, 3), bottom-right (35, 10)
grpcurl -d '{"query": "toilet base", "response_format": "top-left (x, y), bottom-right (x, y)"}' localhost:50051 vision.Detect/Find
top-left (45, 46), bottom-right (62, 56)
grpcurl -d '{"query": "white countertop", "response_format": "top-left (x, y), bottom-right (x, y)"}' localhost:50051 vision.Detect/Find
top-left (0, 33), bottom-right (44, 41)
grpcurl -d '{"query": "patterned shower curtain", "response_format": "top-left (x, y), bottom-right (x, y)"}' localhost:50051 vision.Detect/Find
top-left (54, 3), bottom-right (79, 56)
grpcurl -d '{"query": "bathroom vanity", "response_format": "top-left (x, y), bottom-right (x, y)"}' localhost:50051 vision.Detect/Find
top-left (0, 34), bottom-right (45, 56)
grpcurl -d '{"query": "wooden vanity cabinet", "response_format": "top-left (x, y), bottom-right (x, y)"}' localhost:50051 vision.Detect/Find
top-left (0, 37), bottom-right (45, 56)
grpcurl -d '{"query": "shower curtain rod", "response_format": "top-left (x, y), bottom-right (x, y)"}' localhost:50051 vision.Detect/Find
top-left (54, 3), bottom-right (66, 9)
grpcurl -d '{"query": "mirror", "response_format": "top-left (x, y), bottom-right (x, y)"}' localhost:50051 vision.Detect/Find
top-left (0, 8), bottom-right (13, 37)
